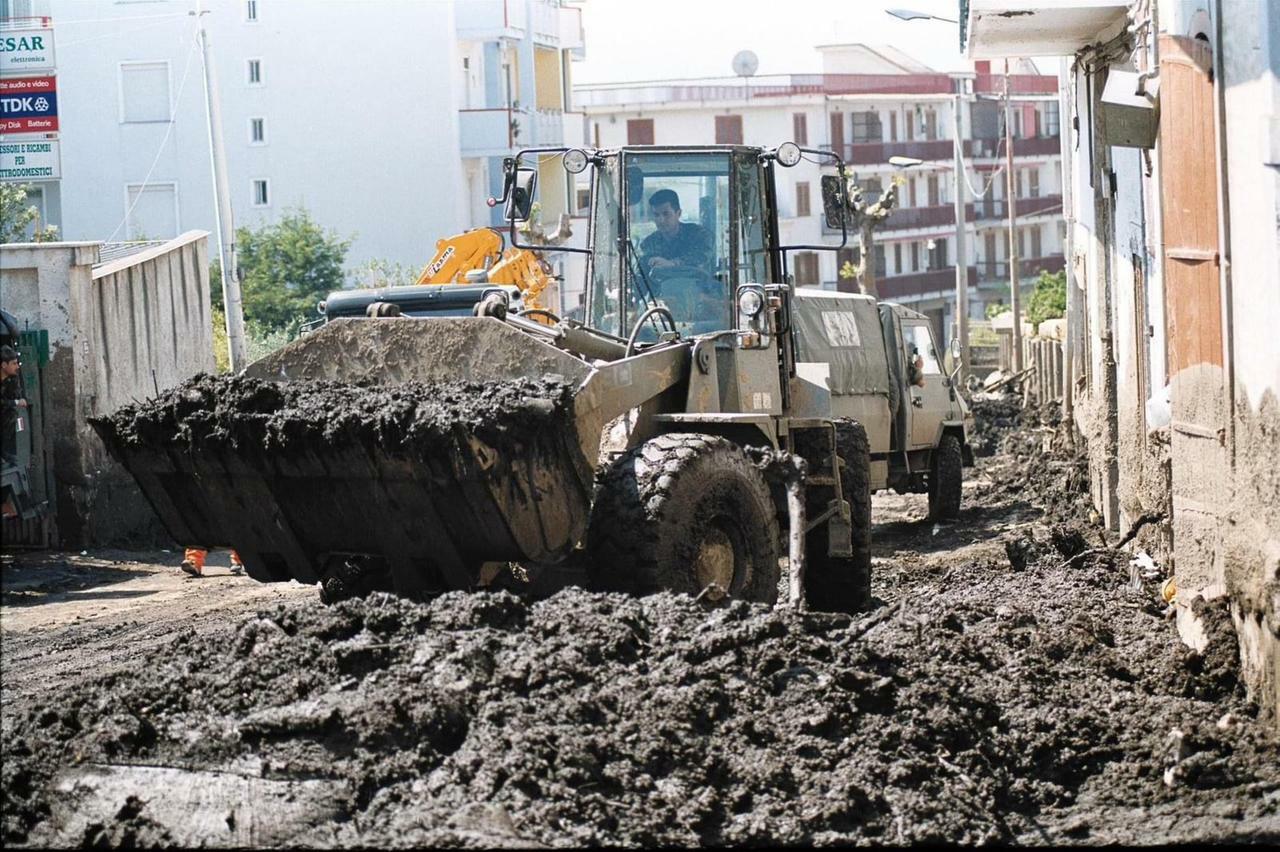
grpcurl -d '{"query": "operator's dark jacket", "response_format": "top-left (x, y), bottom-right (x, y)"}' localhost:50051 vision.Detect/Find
top-left (640, 222), bottom-right (713, 273)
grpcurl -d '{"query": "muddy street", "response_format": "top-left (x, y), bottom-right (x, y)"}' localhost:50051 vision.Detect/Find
top-left (2, 412), bottom-right (1278, 847)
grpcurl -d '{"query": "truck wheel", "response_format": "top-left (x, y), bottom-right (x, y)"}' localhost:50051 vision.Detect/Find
top-left (588, 433), bottom-right (780, 604)
top-left (804, 420), bottom-right (872, 613)
top-left (928, 433), bottom-right (964, 521)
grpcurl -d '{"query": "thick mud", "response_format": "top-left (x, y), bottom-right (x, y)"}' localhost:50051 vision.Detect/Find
top-left (4, 403), bottom-right (1279, 846)
top-left (92, 373), bottom-right (576, 457)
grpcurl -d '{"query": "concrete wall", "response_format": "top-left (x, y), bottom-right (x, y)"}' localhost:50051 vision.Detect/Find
top-left (0, 232), bottom-right (214, 546)
top-left (1060, 0), bottom-right (1279, 726)
top-left (1216, 0), bottom-right (1280, 728)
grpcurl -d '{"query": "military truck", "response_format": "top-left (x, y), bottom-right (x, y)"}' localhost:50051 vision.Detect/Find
top-left (96, 143), bottom-right (973, 612)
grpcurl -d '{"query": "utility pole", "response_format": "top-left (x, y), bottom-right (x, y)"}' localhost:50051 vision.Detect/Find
top-left (195, 1), bottom-right (247, 371)
top-left (1004, 59), bottom-right (1022, 374)
top-left (951, 78), bottom-right (970, 387)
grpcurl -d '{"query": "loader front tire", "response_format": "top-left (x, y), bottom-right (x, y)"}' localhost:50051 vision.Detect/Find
top-left (928, 432), bottom-right (964, 521)
top-left (588, 433), bottom-right (780, 604)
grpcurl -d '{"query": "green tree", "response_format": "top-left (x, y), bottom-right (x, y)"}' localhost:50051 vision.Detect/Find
top-left (1026, 269), bottom-right (1067, 329)
top-left (235, 207), bottom-right (353, 332)
top-left (1, 182), bottom-right (59, 243)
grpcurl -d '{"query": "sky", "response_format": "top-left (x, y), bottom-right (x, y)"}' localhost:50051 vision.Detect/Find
top-left (572, 0), bottom-right (976, 85)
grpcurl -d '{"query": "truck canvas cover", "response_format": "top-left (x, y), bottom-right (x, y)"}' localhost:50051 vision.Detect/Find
top-left (791, 289), bottom-right (892, 396)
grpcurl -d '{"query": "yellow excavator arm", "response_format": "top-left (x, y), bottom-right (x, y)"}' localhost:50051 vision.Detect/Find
top-left (414, 228), bottom-right (557, 312)
top-left (415, 229), bottom-right (504, 285)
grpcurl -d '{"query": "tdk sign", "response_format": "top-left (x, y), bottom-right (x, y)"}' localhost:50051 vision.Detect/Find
top-left (1, 92), bottom-right (57, 119)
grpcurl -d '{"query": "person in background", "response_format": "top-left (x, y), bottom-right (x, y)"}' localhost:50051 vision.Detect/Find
top-left (181, 547), bottom-right (245, 577)
top-left (1, 345), bottom-right (28, 519)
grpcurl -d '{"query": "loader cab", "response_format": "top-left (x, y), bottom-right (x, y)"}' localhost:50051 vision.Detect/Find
top-left (584, 147), bottom-right (781, 342)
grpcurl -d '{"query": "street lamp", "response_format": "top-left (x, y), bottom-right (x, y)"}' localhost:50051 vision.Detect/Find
top-left (888, 155), bottom-right (924, 168)
top-left (887, 8), bottom-right (971, 387)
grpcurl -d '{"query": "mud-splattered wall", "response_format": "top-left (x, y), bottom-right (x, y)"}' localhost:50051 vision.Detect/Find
top-left (0, 233), bottom-right (214, 546)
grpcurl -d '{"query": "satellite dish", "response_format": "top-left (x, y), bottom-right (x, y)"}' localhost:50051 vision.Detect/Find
top-left (732, 50), bottom-right (759, 78)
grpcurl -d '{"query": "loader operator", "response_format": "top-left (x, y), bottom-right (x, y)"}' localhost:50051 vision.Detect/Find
top-left (639, 189), bottom-right (713, 281)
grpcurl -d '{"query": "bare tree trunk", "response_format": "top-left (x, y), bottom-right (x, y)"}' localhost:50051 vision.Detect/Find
top-left (858, 222), bottom-right (879, 299)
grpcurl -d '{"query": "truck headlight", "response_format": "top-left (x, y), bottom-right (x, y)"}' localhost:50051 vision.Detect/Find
top-left (738, 289), bottom-right (765, 318)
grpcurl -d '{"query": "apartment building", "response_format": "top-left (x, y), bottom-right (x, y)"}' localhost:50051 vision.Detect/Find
top-left (0, 0), bottom-right (584, 269)
top-left (575, 44), bottom-right (1064, 343)
top-left (967, 0), bottom-right (1280, 727)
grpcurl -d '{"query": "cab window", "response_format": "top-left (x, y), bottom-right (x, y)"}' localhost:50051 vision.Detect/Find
top-left (904, 322), bottom-right (942, 374)
top-left (624, 152), bottom-right (731, 338)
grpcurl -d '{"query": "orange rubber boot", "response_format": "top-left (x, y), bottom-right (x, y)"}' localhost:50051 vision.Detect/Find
top-left (181, 547), bottom-right (207, 577)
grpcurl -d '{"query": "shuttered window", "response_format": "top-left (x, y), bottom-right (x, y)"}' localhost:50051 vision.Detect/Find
top-left (120, 61), bottom-right (170, 123)
top-left (626, 119), bottom-right (654, 145)
top-left (795, 182), bottom-right (810, 217)
top-left (715, 114), bottom-right (743, 144)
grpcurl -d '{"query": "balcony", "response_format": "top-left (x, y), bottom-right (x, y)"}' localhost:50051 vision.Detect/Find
top-left (879, 266), bottom-right (979, 301)
top-left (964, 1), bottom-right (1129, 60)
top-left (968, 135), bottom-right (1062, 158)
top-left (973, 194), bottom-right (1064, 220)
top-left (456, 0), bottom-right (566, 46)
top-left (974, 74), bottom-right (1060, 96)
top-left (460, 108), bottom-right (515, 157)
top-left (977, 254), bottom-right (1066, 282)
top-left (835, 139), bottom-right (957, 166)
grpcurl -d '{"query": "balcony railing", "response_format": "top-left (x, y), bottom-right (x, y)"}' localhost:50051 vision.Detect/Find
top-left (974, 74), bottom-right (1060, 96)
top-left (877, 266), bottom-right (979, 301)
top-left (834, 139), bottom-right (957, 165)
top-left (977, 255), bottom-right (1066, 281)
top-left (968, 135), bottom-right (1062, 157)
top-left (973, 194), bottom-right (1064, 220)
top-left (459, 108), bottom-right (515, 157)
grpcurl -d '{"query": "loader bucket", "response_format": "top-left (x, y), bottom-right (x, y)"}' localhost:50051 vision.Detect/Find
top-left (93, 318), bottom-right (611, 596)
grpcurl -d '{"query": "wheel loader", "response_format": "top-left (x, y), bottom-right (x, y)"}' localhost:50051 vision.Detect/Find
top-left (94, 143), bottom-right (973, 611)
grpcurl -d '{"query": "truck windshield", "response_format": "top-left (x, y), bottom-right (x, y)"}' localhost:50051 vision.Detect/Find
top-left (588, 151), bottom-right (733, 341)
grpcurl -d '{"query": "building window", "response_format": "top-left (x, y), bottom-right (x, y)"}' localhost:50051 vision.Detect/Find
top-left (715, 114), bottom-right (743, 145)
top-left (792, 113), bottom-right (807, 145)
top-left (851, 110), bottom-right (882, 144)
top-left (250, 117), bottom-right (266, 144)
top-left (893, 242), bottom-right (902, 275)
top-left (1030, 224), bottom-right (1042, 259)
top-left (794, 252), bottom-right (819, 286)
top-left (575, 187), bottom-right (590, 215)
top-left (125, 182), bottom-right (178, 240)
top-left (245, 0), bottom-right (258, 22)
top-left (795, 181), bottom-right (810, 218)
top-left (889, 111), bottom-right (898, 142)
top-left (858, 176), bottom-right (883, 205)
top-left (911, 241), bottom-right (920, 272)
top-left (874, 244), bottom-right (886, 277)
top-left (252, 179), bottom-right (270, 207)
top-left (907, 177), bottom-right (918, 208)
top-left (927, 175), bottom-right (939, 207)
top-left (921, 108), bottom-right (938, 141)
top-left (626, 118), bottom-right (653, 145)
top-left (1015, 169), bottom-right (1025, 199)
top-left (247, 59), bottom-right (262, 85)
top-left (1029, 167), bottom-right (1040, 198)
top-left (929, 237), bottom-right (948, 269)
top-left (119, 61), bottom-right (171, 123)
top-left (1044, 101), bottom-right (1060, 137)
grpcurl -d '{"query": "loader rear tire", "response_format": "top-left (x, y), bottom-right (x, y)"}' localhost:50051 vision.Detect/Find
top-left (803, 420), bottom-right (873, 613)
top-left (588, 433), bottom-right (780, 604)
top-left (928, 432), bottom-right (964, 521)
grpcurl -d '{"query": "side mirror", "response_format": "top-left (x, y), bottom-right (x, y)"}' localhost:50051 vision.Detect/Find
top-left (945, 336), bottom-right (962, 377)
top-left (820, 174), bottom-right (849, 229)
top-left (505, 167), bottom-right (538, 222)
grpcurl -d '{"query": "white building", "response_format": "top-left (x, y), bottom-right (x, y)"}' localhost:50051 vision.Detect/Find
top-left (1, 0), bottom-right (584, 271)
top-left (574, 44), bottom-right (1065, 343)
